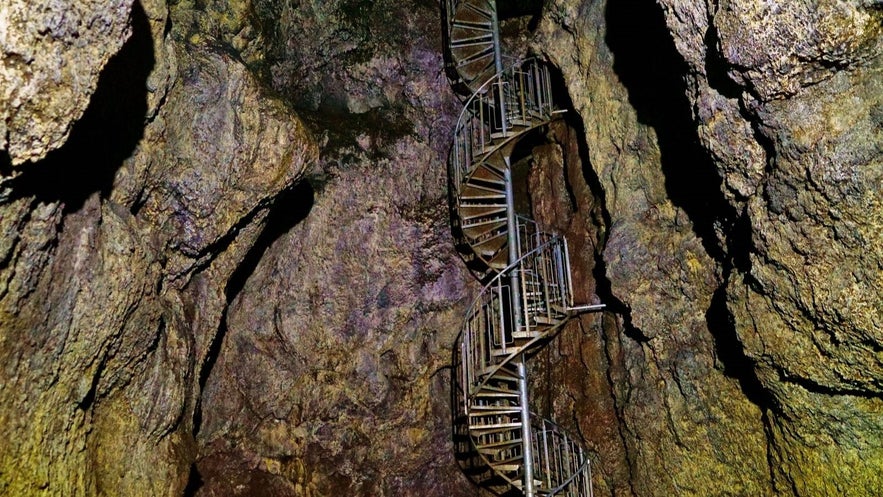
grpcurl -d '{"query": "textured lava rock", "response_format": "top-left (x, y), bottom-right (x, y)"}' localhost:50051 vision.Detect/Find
top-left (657, 0), bottom-right (883, 494)
top-left (2, 0), bottom-right (880, 495)
top-left (0, 0), bottom-right (315, 495)
top-left (190, 1), bottom-right (483, 495)
top-left (533, 0), bottom-right (883, 495)
top-left (0, 0), bottom-right (135, 165)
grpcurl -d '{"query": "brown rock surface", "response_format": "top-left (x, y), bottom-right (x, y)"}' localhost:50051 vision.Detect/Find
top-left (0, 0), bottom-right (315, 495)
top-left (0, 0), bottom-right (135, 165)
top-left (533, 0), bottom-right (882, 495)
top-left (189, 1), bottom-right (479, 495)
top-left (1, 0), bottom-right (880, 495)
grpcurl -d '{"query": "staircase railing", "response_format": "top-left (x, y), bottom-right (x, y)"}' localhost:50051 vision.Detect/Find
top-left (456, 235), bottom-right (571, 401)
top-left (443, 2), bottom-right (601, 496)
top-left (450, 59), bottom-right (557, 189)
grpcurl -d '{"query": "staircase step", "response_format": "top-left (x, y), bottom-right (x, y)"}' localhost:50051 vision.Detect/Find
top-left (469, 164), bottom-right (506, 184)
top-left (459, 193), bottom-right (506, 201)
top-left (450, 35), bottom-right (494, 49)
top-left (488, 370), bottom-right (522, 382)
top-left (474, 393), bottom-right (518, 401)
top-left (512, 330), bottom-right (544, 340)
top-left (489, 463), bottom-right (521, 473)
top-left (479, 383), bottom-right (518, 393)
top-left (460, 181), bottom-right (505, 195)
top-left (468, 406), bottom-right (521, 415)
top-left (470, 231), bottom-right (507, 252)
top-left (454, 46), bottom-right (495, 67)
top-left (476, 438), bottom-right (523, 451)
top-left (460, 205), bottom-right (507, 221)
top-left (462, 217), bottom-right (507, 230)
top-left (463, 225), bottom-right (506, 244)
top-left (460, 0), bottom-right (494, 20)
top-left (468, 421), bottom-right (522, 433)
top-left (452, 20), bottom-right (494, 31)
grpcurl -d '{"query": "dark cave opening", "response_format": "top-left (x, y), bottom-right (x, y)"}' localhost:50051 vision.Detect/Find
top-left (4, 0), bottom-right (154, 213)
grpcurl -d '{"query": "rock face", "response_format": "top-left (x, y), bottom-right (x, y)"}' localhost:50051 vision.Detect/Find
top-left (190, 1), bottom-right (478, 495)
top-left (531, 0), bottom-right (883, 495)
top-left (0, 0), bottom-right (135, 165)
top-left (0, 0), bottom-right (880, 496)
top-left (0, 0), bottom-right (315, 495)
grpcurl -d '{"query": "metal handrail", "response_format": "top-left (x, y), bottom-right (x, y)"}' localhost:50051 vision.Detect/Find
top-left (531, 416), bottom-right (593, 496)
top-left (452, 237), bottom-right (588, 495)
top-left (455, 234), bottom-right (571, 406)
top-left (449, 58), bottom-right (557, 189)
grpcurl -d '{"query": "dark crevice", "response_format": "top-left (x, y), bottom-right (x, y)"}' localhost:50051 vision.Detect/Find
top-left (192, 180), bottom-right (314, 437)
top-left (77, 361), bottom-right (102, 411)
top-left (727, 208), bottom-right (754, 277)
top-left (225, 180), bottom-right (315, 302)
top-left (606, 0), bottom-right (735, 262)
top-left (777, 367), bottom-right (883, 400)
top-left (598, 313), bottom-right (640, 494)
top-left (183, 463), bottom-right (205, 497)
top-left (0, 151), bottom-right (11, 177)
top-left (703, 25), bottom-right (743, 99)
top-left (3, 1), bottom-right (154, 213)
top-left (707, 280), bottom-right (775, 410)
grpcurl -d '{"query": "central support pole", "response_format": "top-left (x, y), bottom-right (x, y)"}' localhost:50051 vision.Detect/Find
top-left (503, 125), bottom-right (534, 497)
top-left (493, 2), bottom-right (533, 495)
top-left (517, 358), bottom-right (536, 497)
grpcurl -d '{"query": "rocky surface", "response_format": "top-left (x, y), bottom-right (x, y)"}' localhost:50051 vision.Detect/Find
top-left (532, 0), bottom-right (883, 495)
top-left (189, 2), bottom-right (480, 495)
top-left (0, 0), bottom-right (314, 495)
top-left (1, 0), bottom-right (880, 496)
top-left (0, 0), bottom-right (135, 165)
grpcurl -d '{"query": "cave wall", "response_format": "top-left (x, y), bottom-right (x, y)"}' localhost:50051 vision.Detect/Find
top-left (532, 0), bottom-right (882, 495)
top-left (190, 1), bottom-right (480, 495)
top-left (1, 0), bottom-right (315, 495)
top-left (1, 0), bottom-right (880, 496)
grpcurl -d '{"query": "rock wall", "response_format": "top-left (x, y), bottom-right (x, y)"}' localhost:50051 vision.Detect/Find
top-left (532, 0), bottom-right (883, 495)
top-left (1, 0), bottom-right (880, 496)
top-left (0, 0), bottom-right (315, 495)
top-left (189, 1), bottom-right (480, 495)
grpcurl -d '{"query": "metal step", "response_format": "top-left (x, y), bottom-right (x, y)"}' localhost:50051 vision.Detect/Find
top-left (460, 205), bottom-right (507, 221)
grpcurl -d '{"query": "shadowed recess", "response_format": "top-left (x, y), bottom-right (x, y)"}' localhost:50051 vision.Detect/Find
top-left (706, 284), bottom-right (774, 410)
top-left (191, 179), bottom-right (315, 439)
top-left (5, 1), bottom-right (154, 213)
top-left (606, 0), bottom-right (735, 261)
top-left (606, 0), bottom-right (773, 403)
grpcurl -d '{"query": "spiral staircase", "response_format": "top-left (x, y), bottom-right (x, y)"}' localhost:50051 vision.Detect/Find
top-left (443, 1), bottom-right (604, 496)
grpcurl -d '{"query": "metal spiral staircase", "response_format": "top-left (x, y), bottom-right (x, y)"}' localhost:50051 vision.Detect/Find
top-left (443, 1), bottom-right (604, 496)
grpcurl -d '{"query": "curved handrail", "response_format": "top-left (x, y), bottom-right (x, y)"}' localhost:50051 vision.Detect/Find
top-left (449, 58), bottom-right (556, 188)
top-left (530, 415), bottom-right (592, 496)
top-left (455, 234), bottom-right (570, 406)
